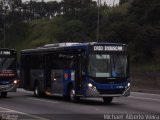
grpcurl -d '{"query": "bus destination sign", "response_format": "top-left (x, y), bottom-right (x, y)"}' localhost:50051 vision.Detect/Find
top-left (93, 46), bottom-right (123, 51)
top-left (0, 51), bottom-right (11, 55)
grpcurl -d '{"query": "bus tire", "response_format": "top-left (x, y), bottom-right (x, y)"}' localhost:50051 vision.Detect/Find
top-left (69, 86), bottom-right (79, 102)
top-left (103, 97), bottom-right (113, 104)
top-left (34, 83), bottom-right (41, 97)
top-left (1, 92), bottom-right (7, 98)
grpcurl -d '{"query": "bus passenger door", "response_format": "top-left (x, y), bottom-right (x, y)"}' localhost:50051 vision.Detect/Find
top-left (47, 54), bottom-right (63, 95)
top-left (74, 50), bottom-right (83, 95)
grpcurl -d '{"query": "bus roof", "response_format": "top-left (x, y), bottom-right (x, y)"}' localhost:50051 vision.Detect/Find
top-left (0, 48), bottom-right (16, 52)
top-left (21, 42), bottom-right (126, 53)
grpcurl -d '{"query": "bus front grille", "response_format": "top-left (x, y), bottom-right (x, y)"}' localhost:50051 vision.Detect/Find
top-left (98, 89), bottom-right (125, 95)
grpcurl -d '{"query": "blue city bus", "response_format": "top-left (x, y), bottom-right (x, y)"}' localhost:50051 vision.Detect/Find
top-left (0, 48), bottom-right (19, 97)
top-left (20, 42), bottom-right (130, 103)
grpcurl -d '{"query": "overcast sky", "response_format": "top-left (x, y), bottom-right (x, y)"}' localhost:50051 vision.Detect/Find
top-left (22, 0), bottom-right (119, 6)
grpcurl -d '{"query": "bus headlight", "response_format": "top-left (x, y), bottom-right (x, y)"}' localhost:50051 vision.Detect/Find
top-left (125, 82), bottom-right (130, 89)
top-left (88, 83), bottom-right (97, 91)
top-left (14, 80), bottom-right (18, 84)
top-left (128, 83), bottom-right (131, 87)
top-left (88, 83), bottom-right (93, 88)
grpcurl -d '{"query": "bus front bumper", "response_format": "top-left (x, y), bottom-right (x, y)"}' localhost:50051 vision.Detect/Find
top-left (0, 83), bottom-right (17, 92)
top-left (86, 84), bottom-right (130, 97)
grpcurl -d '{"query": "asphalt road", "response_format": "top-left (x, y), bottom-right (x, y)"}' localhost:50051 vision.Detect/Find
top-left (0, 89), bottom-right (160, 120)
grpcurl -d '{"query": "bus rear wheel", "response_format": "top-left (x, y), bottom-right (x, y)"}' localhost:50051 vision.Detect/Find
top-left (1, 92), bottom-right (7, 98)
top-left (69, 87), bottom-right (79, 102)
top-left (34, 83), bottom-right (41, 97)
top-left (103, 97), bottom-right (113, 104)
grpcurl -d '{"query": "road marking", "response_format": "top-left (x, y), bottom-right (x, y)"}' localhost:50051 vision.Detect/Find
top-left (0, 107), bottom-right (14, 112)
top-left (0, 111), bottom-right (18, 112)
top-left (130, 96), bottom-right (160, 102)
top-left (0, 106), bottom-right (49, 120)
top-left (27, 98), bottom-right (58, 104)
top-left (132, 92), bottom-right (160, 96)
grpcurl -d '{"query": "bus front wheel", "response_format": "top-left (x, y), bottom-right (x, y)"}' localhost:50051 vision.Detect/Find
top-left (1, 92), bottom-right (7, 98)
top-left (103, 97), bottom-right (113, 104)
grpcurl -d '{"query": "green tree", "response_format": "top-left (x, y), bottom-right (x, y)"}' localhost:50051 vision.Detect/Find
top-left (64, 19), bottom-right (85, 42)
top-left (62, 0), bottom-right (94, 19)
top-left (119, 0), bottom-right (131, 5)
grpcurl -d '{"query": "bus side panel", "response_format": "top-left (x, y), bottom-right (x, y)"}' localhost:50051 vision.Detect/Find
top-left (30, 69), bottom-right (44, 91)
top-left (20, 54), bottom-right (31, 90)
top-left (63, 70), bottom-right (75, 96)
top-left (21, 53), bottom-right (45, 92)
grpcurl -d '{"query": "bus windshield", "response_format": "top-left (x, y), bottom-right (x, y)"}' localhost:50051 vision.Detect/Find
top-left (88, 54), bottom-right (128, 77)
top-left (0, 57), bottom-right (16, 71)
